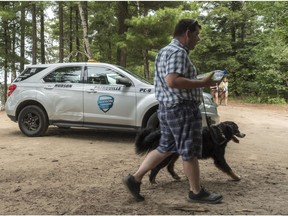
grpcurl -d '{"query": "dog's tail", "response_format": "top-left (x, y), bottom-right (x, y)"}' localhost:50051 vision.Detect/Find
top-left (135, 128), bottom-right (161, 156)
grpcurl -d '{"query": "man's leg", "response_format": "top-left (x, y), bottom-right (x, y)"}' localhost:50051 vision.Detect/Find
top-left (183, 157), bottom-right (201, 194)
top-left (133, 149), bottom-right (171, 182)
top-left (123, 149), bottom-right (171, 201)
top-left (224, 91), bottom-right (228, 106)
top-left (184, 157), bottom-right (223, 204)
top-left (215, 92), bottom-right (219, 105)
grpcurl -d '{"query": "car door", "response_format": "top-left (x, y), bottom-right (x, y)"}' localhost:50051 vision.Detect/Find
top-left (41, 66), bottom-right (84, 122)
top-left (83, 66), bottom-right (136, 127)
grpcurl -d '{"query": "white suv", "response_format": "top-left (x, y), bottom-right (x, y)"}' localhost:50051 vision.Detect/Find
top-left (5, 62), bottom-right (219, 137)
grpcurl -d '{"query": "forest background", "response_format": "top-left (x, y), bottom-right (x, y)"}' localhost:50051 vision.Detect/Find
top-left (0, 1), bottom-right (287, 105)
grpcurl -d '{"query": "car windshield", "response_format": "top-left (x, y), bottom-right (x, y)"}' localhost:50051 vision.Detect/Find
top-left (14, 67), bottom-right (47, 82)
top-left (116, 65), bottom-right (152, 85)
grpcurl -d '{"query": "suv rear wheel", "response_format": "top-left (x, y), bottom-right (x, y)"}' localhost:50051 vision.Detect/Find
top-left (18, 105), bottom-right (48, 137)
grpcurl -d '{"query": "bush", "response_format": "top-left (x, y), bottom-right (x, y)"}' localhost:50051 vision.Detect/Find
top-left (266, 97), bottom-right (287, 104)
top-left (242, 96), bottom-right (287, 104)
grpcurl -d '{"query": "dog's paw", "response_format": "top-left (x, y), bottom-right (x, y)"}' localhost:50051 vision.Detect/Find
top-left (229, 170), bottom-right (241, 181)
top-left (231, 175), bottom-right (241, 181)
top-left (172, 174), bottom-right (181, 181)
top-left (149, 175), bottom-right (157, 184)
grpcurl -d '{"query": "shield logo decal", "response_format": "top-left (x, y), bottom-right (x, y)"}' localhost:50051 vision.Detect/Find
top-left (97, 95), bottom-right (114, 113)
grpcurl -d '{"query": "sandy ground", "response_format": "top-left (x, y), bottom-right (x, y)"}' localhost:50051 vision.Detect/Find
top-left (0, 102), bottom-right (287, 215)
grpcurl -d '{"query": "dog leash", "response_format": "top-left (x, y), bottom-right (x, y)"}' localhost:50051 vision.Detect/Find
top-left (201, 95), bottom-right (227, 145)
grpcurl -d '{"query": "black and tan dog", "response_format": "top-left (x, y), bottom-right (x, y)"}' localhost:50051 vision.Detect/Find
top-left (135, 121), bottom-right (245, 184)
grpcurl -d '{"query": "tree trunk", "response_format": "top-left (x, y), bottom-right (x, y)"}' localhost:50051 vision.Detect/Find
top-left (3, 4), bottom-right (9, 102)
top-left (78, 2), bottom-right (92, 60)
top-left (40, 8), bottom-right (45, 64)
top-left (20, 2), bottom-right (26, 71)
top-left (9, 2), bottom-right (16, 81)
top-left (69, 5), bottom-right (73, 62)
top-left (75, 5), bottom-right (80, 61)
top-left (142, 49), bottom-right (149, 80)
top-left (108, 42), bottom-right (112, 62)
top-left (59, 1), bottom-right (64, 62)
top-left (31, 2), bottom-right (37, 64)
top-left (11, 21), bottom-right (16, 80)
top-left (116, 1), bottom-right (128, 67)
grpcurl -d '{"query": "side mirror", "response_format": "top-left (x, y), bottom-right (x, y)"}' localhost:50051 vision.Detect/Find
top-left (116, 77), bottom-right (132, 87)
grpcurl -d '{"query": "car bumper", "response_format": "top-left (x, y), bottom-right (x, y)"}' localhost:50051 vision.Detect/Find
top-left (7, 114), bottom-right (17, 122)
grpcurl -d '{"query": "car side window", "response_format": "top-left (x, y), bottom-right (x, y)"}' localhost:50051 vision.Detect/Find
top-left (43, 66), bottom-right (82, 83)
top-left (15, 67), bottom-right (47, 82)
top-left (87, 66), bottom-right (124, 85)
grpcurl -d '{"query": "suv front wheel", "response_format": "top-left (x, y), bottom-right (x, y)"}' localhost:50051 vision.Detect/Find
top-left (18, 105), bottom-right (49, 137)
top-left (146, 112), bottom-right (159, 129)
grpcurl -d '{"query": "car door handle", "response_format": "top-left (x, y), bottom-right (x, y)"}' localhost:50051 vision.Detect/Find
top-left (44, 85), bottom-right (54, 89)
top-left (87, 89), bottom-right (97, 93)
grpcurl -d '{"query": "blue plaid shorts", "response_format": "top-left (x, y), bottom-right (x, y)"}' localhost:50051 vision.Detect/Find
top-left (156, 101), bottom-right (203, 161)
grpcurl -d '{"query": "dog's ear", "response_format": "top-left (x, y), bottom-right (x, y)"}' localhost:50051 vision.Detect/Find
top-left (225, 125), bottom-right (234, 140)
top-left (226, 125), bottom-right (241, 143)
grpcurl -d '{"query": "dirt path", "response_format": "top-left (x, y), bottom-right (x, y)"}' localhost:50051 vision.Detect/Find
top-left (0, 103), bottom-right (287, 215)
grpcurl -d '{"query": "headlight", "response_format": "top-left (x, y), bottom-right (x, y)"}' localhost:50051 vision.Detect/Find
top-left (203, 95), bottom-right (213, 105)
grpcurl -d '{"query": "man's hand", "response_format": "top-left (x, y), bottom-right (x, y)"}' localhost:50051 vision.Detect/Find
top-left (202, 72), bottom-right (218, 87)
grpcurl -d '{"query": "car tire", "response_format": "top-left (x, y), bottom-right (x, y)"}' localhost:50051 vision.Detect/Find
top-left (146, 112), bottom-right (159, 129)
top-left (18, 105), bottom-right (49, 137)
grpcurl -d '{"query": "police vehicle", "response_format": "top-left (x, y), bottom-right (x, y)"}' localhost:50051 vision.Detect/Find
top-left (5, 62), bottom-right (219, 137)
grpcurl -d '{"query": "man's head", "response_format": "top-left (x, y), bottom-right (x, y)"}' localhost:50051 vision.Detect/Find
top-left (173, 19), bottom-right (201, 50)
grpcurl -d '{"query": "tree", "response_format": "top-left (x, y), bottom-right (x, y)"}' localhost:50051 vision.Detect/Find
top-left (116, 1), bottom-right (129, 67)
top-left (75, 4), bottom-right (81, 62)
top-left (68, 4), bottom-right (73, 62)
top-left (0, 1), bottom-right (287, 104)
top-left (20, 1), bottom-right (27, 71)
top-left (78, 1), bottom-right (92, 60)
top-left (58, 1), bottom-right (64, 62)
top-left (88, 1), bottom-right (118, 62)
top-left (0, 1), bottom-right (19, 102)
top-left (31, 2), bottom-right (37, 64)
top-left (125, 7), bottom-right (182, 79)
top-left (125, 2), bottom-right (197, 79)
top-left (40, 7), bottom-right (45, 64)
top-left (250, 2), bottom-right (288, 101)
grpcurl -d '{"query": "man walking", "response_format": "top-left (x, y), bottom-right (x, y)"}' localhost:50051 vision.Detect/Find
top-left (123, 19), bottom-right (223, 204)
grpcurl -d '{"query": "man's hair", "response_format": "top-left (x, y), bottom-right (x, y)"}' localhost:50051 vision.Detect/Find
top-left (173, 19), bottom-right (201, 37)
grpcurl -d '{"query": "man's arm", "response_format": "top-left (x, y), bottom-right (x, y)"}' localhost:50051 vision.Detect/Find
top-left (165, 72), bottom-right (217, 89)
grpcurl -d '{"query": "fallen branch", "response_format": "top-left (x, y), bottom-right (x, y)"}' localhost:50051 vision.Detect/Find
top-left (236, 209), bottom-right (254, 212)
top-left (169, 206), bottom-right (209, 213)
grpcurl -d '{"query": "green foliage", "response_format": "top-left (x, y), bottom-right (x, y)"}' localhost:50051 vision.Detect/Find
top-left (252, 29), bottom-right (288, 100)
top-left (243, 96), bottom-right (287, 105)
top-left (88, 1), bottom-right (119, 62)
top-left (125, 7), bottom-right (182, 62)
top-left (0, 1), bottom-right (287, 104)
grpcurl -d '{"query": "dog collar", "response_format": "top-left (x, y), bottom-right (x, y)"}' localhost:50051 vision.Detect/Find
top-left (218, 128), bottom-right (228, 145)
top-left (209, 125), bottom-right (227, 145)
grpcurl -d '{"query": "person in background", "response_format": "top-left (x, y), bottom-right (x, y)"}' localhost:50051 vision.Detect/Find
top-left (219, 77), bottom-right (228, 106)
top-left (210, 83), bottom-right (219, 105)
top-left (122, 19), bottom-right (223, 204)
